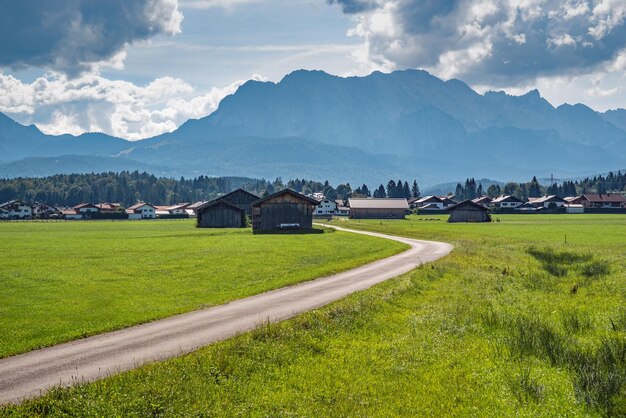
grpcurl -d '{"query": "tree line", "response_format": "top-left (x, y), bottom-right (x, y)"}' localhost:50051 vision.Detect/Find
top-left (1, 170), bottom-right (624, 207)
top-left (453, 171), bottom-right (626, 201)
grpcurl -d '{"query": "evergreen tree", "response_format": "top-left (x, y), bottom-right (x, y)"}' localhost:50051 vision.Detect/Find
top-left (373, 184), bottom-right (387, 198)
top-left (386, 180), bottom-right (397, 198)
top-left (528, 176), bottom-right (542, 198)
top-left (477, 183), bottom-right (483, 197)
top-left (411, 180), bottom-right (420, 198)
top-left (487, 184), bottom-right (501, 198)
top-left (454, 183), bottom-right (464, 200)
top-left (403, 182), bottom-right (411, 199)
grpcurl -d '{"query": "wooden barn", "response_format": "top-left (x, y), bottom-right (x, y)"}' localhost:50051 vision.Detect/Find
top-left (196, 200), bottom-right (246, 228)
top-left (348, 198), bottom-right (409, 219)
top-left (447, 200), bottom-right (491, 223)
top-left (212, 188), bottom-right (259, 215)
top-left (196, 189), bottom-right (259, 228)
top-left (252, 189), bottom-right (319, 233)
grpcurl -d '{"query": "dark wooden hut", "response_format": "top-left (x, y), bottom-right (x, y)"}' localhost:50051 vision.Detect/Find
top-left (213, 188), bottom-right (259, 216)
top-left (252, 189), bottom-right (320, 233)
top-left (196, 200), bottom-right (246, 228)
top-left (446, 200), bottom-right (491, 223)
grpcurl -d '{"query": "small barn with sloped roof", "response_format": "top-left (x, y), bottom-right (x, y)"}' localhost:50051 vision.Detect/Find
top-left (252, 189), bottom-right (319, 233)
top-left (447, 200), bottom-right (491, 223)
top-left (196, 189), bottom-right (259, 228)
top-left (212, 188), bottom-right (259, 216)
top-left (197, 199), bottom-right (246, 228)
top-left (348, 198), bottom-right (409, 219)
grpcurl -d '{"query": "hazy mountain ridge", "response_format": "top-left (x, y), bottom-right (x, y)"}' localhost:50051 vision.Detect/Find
top-left (1, 69), bottom-right (625, 185)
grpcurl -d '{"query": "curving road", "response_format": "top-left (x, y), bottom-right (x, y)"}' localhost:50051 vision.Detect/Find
top-left (0, 225), bottom-right (452, 405)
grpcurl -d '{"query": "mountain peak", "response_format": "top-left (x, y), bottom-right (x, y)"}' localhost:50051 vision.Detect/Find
top-left (279, 69), bottom-right (336, 84)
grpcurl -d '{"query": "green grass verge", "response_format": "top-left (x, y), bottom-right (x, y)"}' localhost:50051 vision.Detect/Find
top-left (0, 220), bottom-right (407, 358)
top-left (3, 215), bottom-right (625, 416)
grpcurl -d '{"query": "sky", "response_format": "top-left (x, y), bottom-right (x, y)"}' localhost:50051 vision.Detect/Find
top-left (1, 0), bottom-right (626, 140)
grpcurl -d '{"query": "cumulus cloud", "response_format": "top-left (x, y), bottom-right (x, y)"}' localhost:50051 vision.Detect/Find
top-left (0, 72), bottom-right (263, 140)
top-left (0, 0), bottom-right (183, 74)
top-left (331, 0), bottom-right (626, 85)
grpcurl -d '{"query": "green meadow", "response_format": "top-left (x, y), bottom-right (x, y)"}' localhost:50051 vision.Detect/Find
top-left (0, 220), bottom-right (407, 358)
top-left (3, 215), bottom-right (626, 417)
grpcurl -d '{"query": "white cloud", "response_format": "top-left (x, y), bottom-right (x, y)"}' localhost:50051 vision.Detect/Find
top-left (0, 71), bottom-right (265, 140)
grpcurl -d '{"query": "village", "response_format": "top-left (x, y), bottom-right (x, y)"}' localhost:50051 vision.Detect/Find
top-left (2, 188), bottom-right (625, 232)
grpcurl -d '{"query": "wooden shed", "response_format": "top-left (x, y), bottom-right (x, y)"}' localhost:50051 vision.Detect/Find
top-left (213, 188), bottom-right (259, 216)
top-left (197, 199), bottom-right (246, 228)
top-left (348, 198), bottom-right (409, 219)
top-left (252, 189), bottom-right (320, 233)
top-left (446, 200), bottom-right (491, 223)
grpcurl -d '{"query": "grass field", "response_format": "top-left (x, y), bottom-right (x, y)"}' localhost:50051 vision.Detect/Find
top-left (0, 220), bottom-right (407, 358)
top-left (3, 215), bottom-right (626, 417)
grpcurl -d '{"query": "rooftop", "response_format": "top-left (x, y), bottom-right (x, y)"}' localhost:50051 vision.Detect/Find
top-left (348, 198), bottom-right (409, 209)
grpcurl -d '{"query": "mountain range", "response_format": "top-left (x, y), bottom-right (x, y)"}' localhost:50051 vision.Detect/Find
top-left (1, 69), bottom-right (625, 186)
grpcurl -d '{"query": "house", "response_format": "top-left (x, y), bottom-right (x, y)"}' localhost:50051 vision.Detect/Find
top-left (0, 200), bottom-right (32, 219)
top-left (167, 203), bottom-right (190, 215)
top-left (447, 200), bottom-right (491, 223)
top-left (126, 203), bottom-right (156, 219)
top-left (155, 203), bottom-right (191, 217)
top-left (0, 207), bottom-right (10, 219)
top-left (196, 200), bottom-right (246, 228)
top-left (439, 196), bottom-right (458, 208)
top-left (95, 203), bottom-right (123, 213)
top-left (528, 195), bottom-right (566, 209)
top-left (571, 194), bottom-right (626, 208)
top-left (335, 204), bottom-right (350, 216)
top-left (348, 198), bottom-right (409, 219)
top-left (61, 209), bottom-right (83, 220)
top-left (472, 196), bottom-right (493, 207)
top-left (252, 189), bottom-right (319, 233)
top-left (418, 203), bottom-right (442, 212)
top-left (412, 196), bottom-right (446, 209)
top-left (491, 195), bottom-right (524, 209)
top-left (73, 203), bottom-right (100, 215)
top-left (314, 199), bottom-right (338, 216)
top-left (514, 202), bottom-right (544, 213)
top-left (32, 203), bottom-right (60, 218)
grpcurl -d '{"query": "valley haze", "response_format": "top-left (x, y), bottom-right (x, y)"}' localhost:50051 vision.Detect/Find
top-left (2, 69), bottom-right (625, 187)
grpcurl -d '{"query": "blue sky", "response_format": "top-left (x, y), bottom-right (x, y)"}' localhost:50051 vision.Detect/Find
top-left (1, 0), bottom-right (625, 140)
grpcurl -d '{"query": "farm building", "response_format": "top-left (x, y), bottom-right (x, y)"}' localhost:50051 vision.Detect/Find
top-left (212, 189), bottom-right (259, 215)
top-left (348, 198), bottom-right (409, 219)
top-left (196, 200), bottom-right (246, 228)
top-left (187, 201), bottom-right (209, 216)
top-left (447, 200), bottom-right (491, 223)
top-left (251, 189), bottom-right (319, 233)
top-left (564, 204), bottom-right (584, 214)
